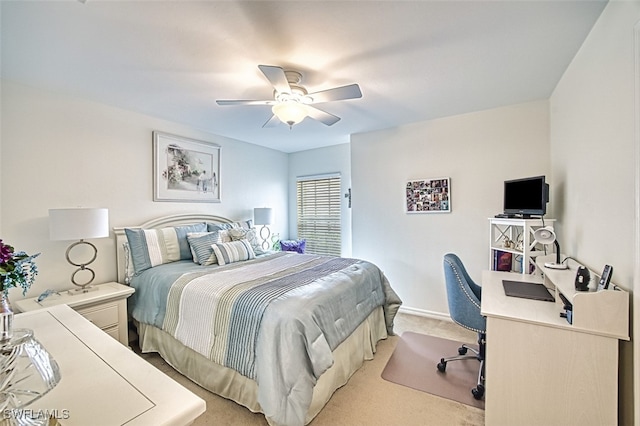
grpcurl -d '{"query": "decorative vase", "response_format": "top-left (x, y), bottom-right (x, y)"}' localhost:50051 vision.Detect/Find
top-left (0, 293), bottom-right (62, 425)
top-left (0, 292), bottom-right (13, 342)
top-left (0, 328), bottom-right (62, 425)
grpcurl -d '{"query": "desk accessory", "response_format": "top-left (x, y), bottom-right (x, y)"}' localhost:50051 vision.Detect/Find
top-left (532, 226), bottom-right (567, 269)
top-left (597, 265), bottom-right (613, 291)
top-left (574, 266), bottom-right (591, 291)
top-left (558, 292), bottom-right (573, 324)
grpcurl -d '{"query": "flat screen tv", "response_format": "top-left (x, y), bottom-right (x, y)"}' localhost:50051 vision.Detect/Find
top-left (503, 175), bottom-right (549, 218)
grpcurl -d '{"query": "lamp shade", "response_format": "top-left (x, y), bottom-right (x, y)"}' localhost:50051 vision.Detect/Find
top-left (532, 226), bottom-right (556, 245)
top-left (272, 102), bottom-right (307, 127)
top-left (254, 208), bottom-right (274, 226)
top-left (532, 225), bottom-right (566, 269)
top-left (49, 208), bottom-right (109, 241)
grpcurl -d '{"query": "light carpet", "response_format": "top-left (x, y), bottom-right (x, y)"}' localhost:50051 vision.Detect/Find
top-left (136, 313), bottom-right (485, 425)
top-left (381, 332), bottom-right (485, 410)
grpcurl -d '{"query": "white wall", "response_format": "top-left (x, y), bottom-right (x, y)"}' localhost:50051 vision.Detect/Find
top-left (351, 100), bottom-right (550, 318)
top-left (287, 143), bottom-right (352, 256)
top-left (549, 2), bottom-right (640, 424)
top-left (1, 81), bottom-right (288, 300)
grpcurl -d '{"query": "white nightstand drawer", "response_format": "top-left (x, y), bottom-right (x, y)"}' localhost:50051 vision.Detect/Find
top-left (103, 324), bottom-right (121, 341)
top-left (14, 282), bottom-right (135, 346)
top-left (76, 304), bottom-right (119, 329)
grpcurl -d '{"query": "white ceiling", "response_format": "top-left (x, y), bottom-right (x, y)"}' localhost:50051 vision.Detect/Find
top-left (1, 1), bottom-right (607, 153)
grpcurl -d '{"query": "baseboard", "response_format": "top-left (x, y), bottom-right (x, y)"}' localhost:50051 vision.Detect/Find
top-left (398, 306), bottom-right (453, 322)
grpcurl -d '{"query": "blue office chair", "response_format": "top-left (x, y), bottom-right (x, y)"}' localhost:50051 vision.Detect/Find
top-left (437, 253), bottom-right (486, 400)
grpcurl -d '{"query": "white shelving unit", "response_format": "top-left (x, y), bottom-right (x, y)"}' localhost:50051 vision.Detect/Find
top-left (489, 217), bottom-right (556, 274)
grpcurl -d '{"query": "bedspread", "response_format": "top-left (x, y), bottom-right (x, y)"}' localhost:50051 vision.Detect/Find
top-left (130, 252), bottom-right (401, 426)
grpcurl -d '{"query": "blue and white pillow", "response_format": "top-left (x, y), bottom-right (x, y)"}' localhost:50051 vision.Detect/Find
top-left (212, 240), bottom-right (255, 266)
top-left (186, 231), bottom-right (224, 266)
top-left (124, 223), bottom-right (206, 274)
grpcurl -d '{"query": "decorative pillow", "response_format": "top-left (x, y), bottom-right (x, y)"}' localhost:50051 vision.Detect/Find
top-left (124, 223), bottom-right (206, 274)
top-left (233, 219), bottom-right (253, 230)
top-left (208, 222), bottom-right (233, 232)
top-left (212, 240), bottom-right (256, 266)
top-left (229, 228), bottom-right (264, 255)
top-left (280, 239), bottom-right (306, 254)
top-left (207, 219), bottom-right (253, 232)
top-left (122, 242), bottom-right (134, 283)
top-left (187, 231), bottom-right (224, 266)
top-left (185, 232), bottom-right (210, 263)
top-left (219, 229), bottom-right (232, 242)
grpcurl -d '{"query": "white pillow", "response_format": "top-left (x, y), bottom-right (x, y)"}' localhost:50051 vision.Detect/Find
top-left (228, 228), bottom-right (264, 255)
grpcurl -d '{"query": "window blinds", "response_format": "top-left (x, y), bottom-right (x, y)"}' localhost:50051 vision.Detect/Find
top-left (296, 174), bottom-right (341, 256)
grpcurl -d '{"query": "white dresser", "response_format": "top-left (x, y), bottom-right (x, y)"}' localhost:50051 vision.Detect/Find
top-left (11, 305), bottom-right (206, 425)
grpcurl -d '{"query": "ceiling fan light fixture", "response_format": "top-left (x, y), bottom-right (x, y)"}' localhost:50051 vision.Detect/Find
top-left (272, 101), bottom-right (308, 128)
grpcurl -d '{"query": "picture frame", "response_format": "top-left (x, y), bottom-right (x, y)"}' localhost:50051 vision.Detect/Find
top-left (405, 177), bottom-right (450, 213)
top-left (153, 131), bottom-right (221, 202)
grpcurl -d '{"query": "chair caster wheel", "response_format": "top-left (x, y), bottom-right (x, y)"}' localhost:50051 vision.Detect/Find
top-left (458, 346), bottom-right (468, 355)
top-left (437, 359), bottom-right (447, 372)
top-left (471, 384), bottom-right (485, 400)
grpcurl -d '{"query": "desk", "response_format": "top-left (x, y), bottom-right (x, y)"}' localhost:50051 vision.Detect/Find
top-left (12, 305), bottom-right (206, 425)
top-left (481, 266), bottom-right (628, 426)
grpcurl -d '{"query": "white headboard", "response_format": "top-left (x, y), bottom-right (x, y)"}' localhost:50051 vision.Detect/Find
top-left (113, 213), bottom-right (234, 284)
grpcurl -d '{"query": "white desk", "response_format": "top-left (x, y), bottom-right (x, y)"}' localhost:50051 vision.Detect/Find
top-left (12, 305), bottom-right (206, 426)
top-left (481, 264), bottom-right (629, 426)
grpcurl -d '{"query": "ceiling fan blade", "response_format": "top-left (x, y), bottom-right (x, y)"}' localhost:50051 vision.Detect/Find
top-left (216, 99), bottom-right (274, 106)
top-left (258, 65), bottom-right (291, 94)
top-left (307, 84), bottom-right (362, 103)
top-left (262, 115), bottom-right (280, 128)
top-left (306, 106), bottom-right (341, 126)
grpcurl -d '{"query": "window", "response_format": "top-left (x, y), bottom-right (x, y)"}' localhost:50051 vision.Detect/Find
top-left (296, 174), bottom-right (341, 256)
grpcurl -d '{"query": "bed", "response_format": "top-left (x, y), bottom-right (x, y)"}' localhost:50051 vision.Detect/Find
top-left (113, 213), bottom-right (401, 426)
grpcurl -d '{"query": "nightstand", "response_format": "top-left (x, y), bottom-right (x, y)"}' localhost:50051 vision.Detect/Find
top-left (14, 282), bottom-right (135, 346)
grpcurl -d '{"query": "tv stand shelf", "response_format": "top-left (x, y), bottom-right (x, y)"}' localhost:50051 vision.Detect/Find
top-left (536, 255), bottom-right (629, 340)
top-left (489, 217), bottom-right (555, 274)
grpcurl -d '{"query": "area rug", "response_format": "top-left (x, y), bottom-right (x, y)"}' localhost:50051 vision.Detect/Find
top-left (381, 332), bottom-right (485, 409)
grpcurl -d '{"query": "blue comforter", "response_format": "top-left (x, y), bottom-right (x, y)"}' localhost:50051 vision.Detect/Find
top-left (130, 252), bottom-right (401, 426)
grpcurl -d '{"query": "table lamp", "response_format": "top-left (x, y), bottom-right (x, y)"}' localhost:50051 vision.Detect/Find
top-left (533, 226), bottom-right (567, 270)
top-left (254, 208), bottom-right (274, 250)
top-left (49, 208), bottom-right (109, 293)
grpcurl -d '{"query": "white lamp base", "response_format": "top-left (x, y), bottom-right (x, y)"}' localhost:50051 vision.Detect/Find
top-left (259, 225), bottom-right (271, 251)
top-left (67, 286), bottom-right (99, 296)
top-left (544, 262), bottom-right (568, 270)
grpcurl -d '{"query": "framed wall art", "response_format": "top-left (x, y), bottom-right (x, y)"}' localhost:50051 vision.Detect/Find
top-left (405, 177), bottom-right (450, 213)
top-left (153, 131), bottom-right (221, 202)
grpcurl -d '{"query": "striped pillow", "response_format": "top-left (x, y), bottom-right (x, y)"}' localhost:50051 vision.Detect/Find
top-left (212, 240), bottom-right (255, 266)
top-left (124, 223), bottom-right (206, 274)
top-left (187, 231), bottom-right (223, 266)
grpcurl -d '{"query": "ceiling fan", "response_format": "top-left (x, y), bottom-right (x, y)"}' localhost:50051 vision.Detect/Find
top-left (216, 65), bottom-right (362, 128)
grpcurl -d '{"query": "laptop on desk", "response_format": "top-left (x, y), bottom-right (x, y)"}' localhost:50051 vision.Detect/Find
top-left (502, 280), bottom-right (555, 302)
